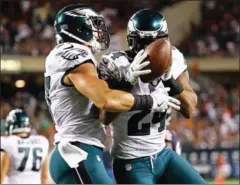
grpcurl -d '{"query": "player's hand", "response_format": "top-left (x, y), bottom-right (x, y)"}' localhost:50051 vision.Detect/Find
top-left (125, 49), bottom-right (151, 85)
top-left (99, 55), bottom-right (122, 82)
top-left (150, 87), bottom-right (181, 112)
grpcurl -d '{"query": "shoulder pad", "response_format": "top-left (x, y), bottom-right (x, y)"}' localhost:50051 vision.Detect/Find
top-left (99, 50), bottom-right (130, 82)
top-left (104, 50), bottom-right (127, 60)
top-left (55, 43), bottom-right (92, 61)
top-left (45, 42), bottom-right (97, 75)
top-left (101, 50), bottom-right (130, 69)
top-left (170, 47), bottom-right (187, 79)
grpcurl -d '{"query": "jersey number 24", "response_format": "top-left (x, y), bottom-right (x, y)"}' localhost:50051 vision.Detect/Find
top-left (128, 110), bottom-right (167, 136)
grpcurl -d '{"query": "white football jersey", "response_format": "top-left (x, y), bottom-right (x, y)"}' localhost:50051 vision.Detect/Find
top-left (44, 42), bottom-right (106, 148)
top-left (0, 135), bottom-right (49, 184)
top-left (100, 47), bottom-right (187, 159)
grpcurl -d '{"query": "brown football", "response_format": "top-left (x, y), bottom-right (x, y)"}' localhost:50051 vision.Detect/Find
top-left (140, 38), bottom-right (172, 83)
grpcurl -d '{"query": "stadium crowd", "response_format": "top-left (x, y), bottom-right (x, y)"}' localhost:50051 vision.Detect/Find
top-left (1, 1), bottom-right (238, 183)
top-left (1, 0), bottom-right (238, 56)
top-left (179, 0), bottom-right (239, 57)
top-left (1, 0), bottom-right (239, 150)
top-left (169, 69), bottom-right (239, 149)
top-left (1, 0), bottom-right (179, 55)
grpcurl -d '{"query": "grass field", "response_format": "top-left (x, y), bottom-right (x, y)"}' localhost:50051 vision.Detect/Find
top-left (208, 178), bottom-right (239, 184)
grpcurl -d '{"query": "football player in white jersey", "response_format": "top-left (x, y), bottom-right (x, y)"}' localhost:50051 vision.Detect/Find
top-left (45, 4), bottom-right (180, 184)
top-left (99, 9), bottom-right (207, 184)
top-left (0, 109), bottom-right (49, 184)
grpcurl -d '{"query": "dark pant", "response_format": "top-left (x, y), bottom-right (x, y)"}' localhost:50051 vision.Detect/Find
top-left (113, 147), bottom-right (207, 184)
top-left (49, 142), bottom-right (113, 184)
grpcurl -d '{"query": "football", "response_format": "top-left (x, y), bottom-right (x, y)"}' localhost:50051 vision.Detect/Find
top-left (140, 38), bottom-right (172, 83)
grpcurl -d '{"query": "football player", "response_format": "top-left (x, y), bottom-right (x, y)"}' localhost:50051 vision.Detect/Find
top-left (0, 109), bottom-right (49, 184)
top-left (99, 9), bottom-right (207, 184)
top-left (45, 4), bottom-right (180, 184)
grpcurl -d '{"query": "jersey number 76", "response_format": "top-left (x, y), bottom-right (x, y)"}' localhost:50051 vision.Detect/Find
top-left (18, 147), bottom-right (43, 172)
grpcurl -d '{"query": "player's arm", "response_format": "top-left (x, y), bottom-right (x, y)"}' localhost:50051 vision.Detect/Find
top-left (175, 70), bottom-right (197, 118)
top-left (66, 63), bottom-right (135, 112)
top-left (99, 109), bottom-right (119, 125)
top-left (66, 61), bottom-right (180, 113)
top-left (0, 151), bottom-right (10, 183)
top-left (97, 50), bottom-right (181, 123)
top-left (41, 155), bottom-right (49, 184)
top-left (162, 70), bottom-right (197, 118)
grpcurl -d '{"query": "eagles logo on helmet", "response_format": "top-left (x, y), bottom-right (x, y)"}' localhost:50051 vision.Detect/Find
top-left (5, 109), bottom-right (31, 135)
top-left (127, 9), bottom-right (168, 53)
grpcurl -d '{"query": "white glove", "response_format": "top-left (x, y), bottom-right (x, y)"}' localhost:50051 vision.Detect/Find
top-left (99, 55), bottom-right (122, 82)
top-left (125, 49), bottom-right (151, 85)
top-left (150, 87), bottom-right (181, 112)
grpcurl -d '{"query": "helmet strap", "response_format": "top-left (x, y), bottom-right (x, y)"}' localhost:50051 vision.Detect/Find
top-left (61, 30), bottom-right (101, 53)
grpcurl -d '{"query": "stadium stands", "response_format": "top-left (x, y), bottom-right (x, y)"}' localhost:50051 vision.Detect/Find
top-left (1, 1), bottom-right (239, 182)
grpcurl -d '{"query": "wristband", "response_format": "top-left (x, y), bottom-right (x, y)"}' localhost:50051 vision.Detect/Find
top-left (162, 77), bottom-right (183, 96)
top-left (130, 94), bottom-right (153, 111)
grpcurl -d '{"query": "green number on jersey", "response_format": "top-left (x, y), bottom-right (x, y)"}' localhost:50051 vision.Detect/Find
top-left (18, 147), bottom-right (30, 171)
top-left (17, 147), bottom-right (43, 172)
top-left (32, 147), bottom-right (43, 171)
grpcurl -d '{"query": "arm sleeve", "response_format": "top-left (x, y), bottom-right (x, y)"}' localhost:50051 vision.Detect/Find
top-left (170, 47), bottom-right (187, 80)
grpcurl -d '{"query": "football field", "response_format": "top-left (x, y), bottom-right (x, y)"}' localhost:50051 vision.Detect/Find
top-left (208, 178), bottom-right (239, 184)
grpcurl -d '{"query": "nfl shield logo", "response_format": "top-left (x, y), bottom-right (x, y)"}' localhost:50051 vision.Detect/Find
top-left (125, 164), bottom-right (132, 171)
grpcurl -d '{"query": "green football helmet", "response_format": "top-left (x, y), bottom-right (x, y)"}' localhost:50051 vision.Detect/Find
top-left (127, 9), bottom-right (168, 53)
top-left (5, 109), bottom-right (30, 135)
top-left (54, 4), bottom-right (110, 52)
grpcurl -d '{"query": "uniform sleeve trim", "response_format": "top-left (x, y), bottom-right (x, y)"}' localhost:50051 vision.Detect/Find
top-left (176, 68), bottom-right (188, 80)
top-left (61, 60), bottom-right (94, 87)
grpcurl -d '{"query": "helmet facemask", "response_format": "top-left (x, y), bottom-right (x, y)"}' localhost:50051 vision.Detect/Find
top-left (89, 16), bottom-right (110, 50)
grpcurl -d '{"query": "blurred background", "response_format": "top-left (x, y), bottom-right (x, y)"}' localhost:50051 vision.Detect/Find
top-left (1, 0), bottom-right (239, 184)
